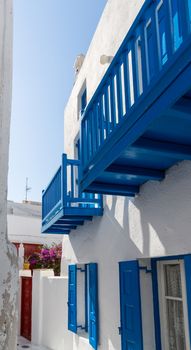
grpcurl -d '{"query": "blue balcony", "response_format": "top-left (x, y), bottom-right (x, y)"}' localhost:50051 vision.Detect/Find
top-left (42, 154), bottom-right (103, 234)
top-left (80, 0), bottom-right (191, 197)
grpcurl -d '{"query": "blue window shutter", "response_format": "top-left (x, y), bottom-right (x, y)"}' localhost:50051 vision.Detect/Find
top-left (184, 255), bottom-right (191, 347)
top-left (89, 263), bottom-right (98, 350)
top-left (68, 264), bottom-right (77, 333)
top-left (119, 261), bottom-right (143, 350)
top-left (151, 259), bottom-right (162, 350)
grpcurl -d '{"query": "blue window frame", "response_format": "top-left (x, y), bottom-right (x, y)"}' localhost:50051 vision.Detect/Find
top-left (119, 255), bottom-right (191, 350)
top-left (152, 254), bottom-right (191, 350)
top-left (68, 263), bottom-right (98, 349)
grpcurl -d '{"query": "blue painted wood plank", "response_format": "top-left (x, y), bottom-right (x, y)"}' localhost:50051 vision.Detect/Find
top-left (86, 182), bottom-right (139, 196)
top-left (133, 137), bottom-right (191, 160)
top-left (106, 164), bottom-right (165, 180)
top-left (81, 120), bottom-right (87, 169)
top-left (104, 85), bottom-right (110, 136)
top-left (109, 75), bottom-right (117, 129)
top-left (171, 0), bottom-right (183, 51)
top-left (157, 0), bottom-right (168, 67)
top-left (68, 265), bottom-right (77, 333)
top-left (89, 263), bottom-right (98, 350)
top-left (100, 95), bottom-right (105, 144)
top-left (62, 154), bottom-right (67, 207)
top-left (92, 106), bottom-right (99, 152)
top-left (116, 63), bottom-right (123, 121)
top-left (91, 110), bottom-right (96, 157)
top-left (44, 228), bottom-right (70, 234)
top-left (139, 22), bottom-right (148, 91)
top-left (122, 51), bottom-right (131, 114)
top-left (119, 261), bottom-right (143, 350)
top-left (130, 39), bottom-right (139, 102)
top-left (151, 259), bottom-right (162, 350)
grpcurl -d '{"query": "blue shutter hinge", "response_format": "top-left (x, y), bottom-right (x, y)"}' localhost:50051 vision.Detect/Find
top-left (77, 325), bottom-right (86, 330)
top-left (77, 267), bottom-right (85, 272)
top-left (118, 326), bottom-right (122, 335)
top-left (139, 266), bottom-right (152, 273)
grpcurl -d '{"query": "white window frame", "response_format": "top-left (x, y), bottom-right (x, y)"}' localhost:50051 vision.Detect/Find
top-left (157, 259), bottom-right (190, 350)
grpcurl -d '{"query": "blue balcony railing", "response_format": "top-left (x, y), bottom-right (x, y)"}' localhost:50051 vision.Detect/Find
top-left (81, 0), bottom-right (191, 195)
top-left (42, 154), bottom-right (103, 234)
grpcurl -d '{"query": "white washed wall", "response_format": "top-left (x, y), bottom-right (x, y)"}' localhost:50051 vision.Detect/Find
top-left (62, 0), bottom-right (191, 349)
top-left (32, 270), bottom-right (73, 350)
top-left (0, 1), bottom-right (18, 349)
top-left (8, 213), bottom-right (63, 245)
top-left (64, 0), bottom-right (145, 158)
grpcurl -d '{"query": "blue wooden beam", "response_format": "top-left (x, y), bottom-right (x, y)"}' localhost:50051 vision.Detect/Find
top-left (106, 164), bottom-right (165, 181)
top-left (51, 224), bottom-right (77, 230)
top-left (133, 137), bottom-right (191, 160)
top-left (57, 219), bottom-right (84, 225)
top-left (62, 215), bottom-right (92, 221)
top-left (85, 182), bottom-right (139, 196)
top-left (172, 97), bottom-right (191, 115)
top-left (44, 228), bottom-right (70, 234)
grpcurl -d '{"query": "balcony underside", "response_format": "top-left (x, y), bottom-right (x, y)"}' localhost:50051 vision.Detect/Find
top-left (81, 53), bottom-right (191, 197)
top-left (42, 206), bottom-right (103, 234)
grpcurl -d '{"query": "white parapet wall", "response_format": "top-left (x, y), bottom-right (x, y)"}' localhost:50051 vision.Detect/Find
top-left (7, 200), bottom-right (63, 246)
top-left (32, 270), bottom-right (73, 350)
top-left (32, 269), bottom-right (54, 345)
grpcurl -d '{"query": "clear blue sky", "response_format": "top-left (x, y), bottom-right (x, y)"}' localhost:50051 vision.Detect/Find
top-left (8, 0), bottom-right (106, 202)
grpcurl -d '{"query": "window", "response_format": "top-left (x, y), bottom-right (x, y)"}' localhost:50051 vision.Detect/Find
top-left (157, 260), bottom-right (190, 350)
top-left (68, 263), bottom-right (98, 350)
top-left (81, 89), bottom-right (87, 115)
top-left (74, 136), bottom-right (80, 160)
top-left (119, 256), bottom-right (191, 350)
top-left (77, 82), bottom-right (87, 119)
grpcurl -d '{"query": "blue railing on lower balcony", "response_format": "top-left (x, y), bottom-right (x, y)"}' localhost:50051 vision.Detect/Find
top-left (42, 154), bottom-right (103, 233)
top-left (42, 166), bottom-right (62, 221)
top-left (81, 0), bottom-right (191, 181)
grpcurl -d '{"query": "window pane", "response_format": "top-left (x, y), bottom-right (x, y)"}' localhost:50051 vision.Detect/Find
top-left (166, 299), bottom-right (186, 350)
top-left (164, 264), bottom-right (182, 298)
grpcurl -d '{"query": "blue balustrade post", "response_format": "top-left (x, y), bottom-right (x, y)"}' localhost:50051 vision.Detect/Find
top-left (104, 85), bottom-right (110, 135)
top-left (93, 104), bottom-right (99, 150)
top-left (42, 190), bottom-right (45, 220)
top-left (179, 0), bottom-right (189, 41)
top-left (110, 76), bottom-right (117, 129)
top-left (99, 95), bottom-right (105, 144)
top-left (62, 153), bottom-right (68, 207)
top-left (116, 62), bottom-right (123, 121)
top-left (130, 38), bottom-right (139, 102)
top-left (151, 1), bottom-right (161, 74)
top-left (122, 51), bottom-right (131, 114)
top-left (79, 122), bottom-right (83, 182)
top-left (71, 164), bottom-right (74, 199)
top-left (137, 22), bottom-right (146, 93)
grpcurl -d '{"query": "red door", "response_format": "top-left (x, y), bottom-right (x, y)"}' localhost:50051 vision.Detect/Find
top-left (20, 277), bottom-right (32, 340)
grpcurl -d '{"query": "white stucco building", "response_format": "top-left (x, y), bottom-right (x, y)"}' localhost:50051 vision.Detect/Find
top-left (39, 1), bottom-right (191, 350)
top-left (0, 1), bottom-right (18, 349)
top-left (7, 200), bottom-right (63, 248)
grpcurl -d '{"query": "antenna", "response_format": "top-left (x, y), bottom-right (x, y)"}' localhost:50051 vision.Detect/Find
top-left (25, 177), bottom-right (31, 202)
